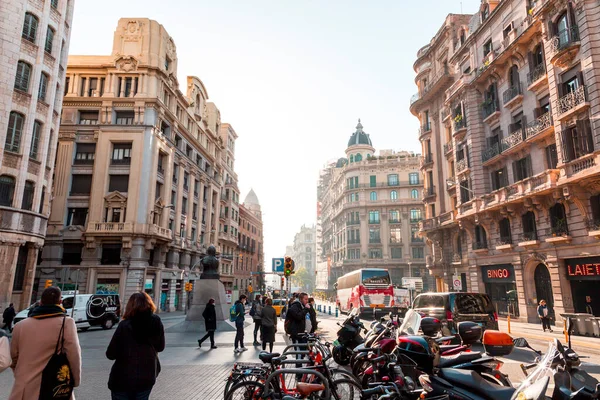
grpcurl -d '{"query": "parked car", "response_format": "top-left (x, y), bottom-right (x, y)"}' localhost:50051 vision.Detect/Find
top-left (412, 292), bottom-right (499, 335)
top-left (272, 299), bottom-right (287, 317)
top-left (14, 293), bottom-right (121, 331)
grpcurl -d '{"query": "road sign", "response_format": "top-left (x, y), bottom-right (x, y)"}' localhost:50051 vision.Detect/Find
top-left (272, 258), bottom-right (284, 273)
top-left (401, 277), bottom-right (416, 290)
top-left (453, 276), bottom-right (462, 291)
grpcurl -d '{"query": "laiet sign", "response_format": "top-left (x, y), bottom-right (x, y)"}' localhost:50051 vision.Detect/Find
top-left (565, 257), bottom-right (600, 280)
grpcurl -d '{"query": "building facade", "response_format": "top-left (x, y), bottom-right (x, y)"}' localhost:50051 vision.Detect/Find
top-left (412, 0), bottom-right (600, 323)
top-left (316, 163), bottom-right (336, 292)
top-left (0, 0), bottom-right (74, 310)
top-left (41, 18), bottom-right (231, 312)
top-left (291, 224), bottom-right (317, 292)
top-left (319, 121), bottom-right (430, 290)
top-left (237, 190), bottom-right (264, 295)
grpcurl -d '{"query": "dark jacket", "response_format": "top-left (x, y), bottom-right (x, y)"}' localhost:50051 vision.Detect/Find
top-left (202, 303), bottom-right (217, 331)
top-left (234, 301), bottom-right (245, 323)
top-left (251, 300), bottom-right (263, 321)
top-left (285, 301), bottom-right (308, 337)
top-left (2, 306), bottom-right (16, 323)
top-left (537, 305), bottom-right (549, 318)
top-left (261, 305), bottom-right (277, 328)
top-left (308, 306), bottom-right (317, 333)
top-left (106, 312), bottom-right (165, 392)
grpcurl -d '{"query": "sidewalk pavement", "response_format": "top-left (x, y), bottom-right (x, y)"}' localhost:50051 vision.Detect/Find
top-left (498, 319), bottom-right (600, 351)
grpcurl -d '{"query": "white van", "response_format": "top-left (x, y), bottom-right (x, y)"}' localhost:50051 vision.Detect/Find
top-left (14, 293), bottom-right (121, 331)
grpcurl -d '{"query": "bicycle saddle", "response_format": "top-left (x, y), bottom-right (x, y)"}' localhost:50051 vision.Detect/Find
top-left (258, 352), bottom-right (281, 363)
top-left (297, 383), bottom-right (326, 397)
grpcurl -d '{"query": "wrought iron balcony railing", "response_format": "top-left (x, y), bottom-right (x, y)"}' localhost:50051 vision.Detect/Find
top-left (503, 82), bottom-right (522, 104)
top-left (525, 112), bottom-right (552, 139)
top-left (550, 25), bottom-right (580, 55)
top-left (557, 85), bottom-right (587, 115)
top-left (527, 63), bottom-right (546, 86)
top-left (482, 101), bottom-right (499, 119)
top-left (482, 143), bottom-right (501, 163)
top-left (472, 241), bottom-right (488, 250)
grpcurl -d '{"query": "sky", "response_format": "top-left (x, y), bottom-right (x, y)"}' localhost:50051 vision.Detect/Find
top-left (69, 0), bottom-right (481, 272)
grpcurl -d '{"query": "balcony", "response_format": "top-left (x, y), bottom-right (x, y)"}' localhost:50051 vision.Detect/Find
top-left (586, 219), bottom-right (600, 239)
top-left (452, 117), bottom-right (467, 139)
top-left (564, 153), bottom-right (598, 179)
top-left (419, 123), bottom-right (432, 139)
top-left (369, 238), bottom-right (381, 244)
top-left (443, 142), bottom-right (453, 157)
top-left (346, 220), bottom-right (360, 226)
top-left (482, 143), bottom-right (502, 164)
top-left (556, 85), bottom-right (589, 121)
top-left (525, 112), bottom-right (553, 142)
top-left (517, 231), bottom-right (539, 247)
top-left (482, 101), bottom-right (500, 124)
top-left (347, 239), bottom-right (361, 245)
top-left (456, 158), bottom-right (469, 173)
top-left (423, 185), bottom-right (436, 200)
top-left (411, 237), bottom-right (424, 244)
top-left (549, 26), bottom-right (581, 68)
top-left (87, 222), bottom-right (133, 234)
top-left (409, 65), bottom-right (452, 113)
top-left (410, 218), bottom-right (423, 224)
top-left (527, 64), bottom-right (547, 92)
top-left (502, 82), bottom-right (523, 110)
top-left (472, 242), bottom-right (489, 253)
top-left (420, 153), bottom-right (434, 169)
top-left (389, 218), bottom-right (401, 224)
top-left (544, 225), bottom-right (571, 244)
top-left (501, 125), bottom-right (526, 155)
top-left (148, 224), bottom-right (173, 241)
top-left (495, 237), bottom-right (513, 251)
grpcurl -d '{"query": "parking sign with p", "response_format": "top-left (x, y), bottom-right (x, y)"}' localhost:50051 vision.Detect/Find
top-left (272, 258), bottom-right (284, 273)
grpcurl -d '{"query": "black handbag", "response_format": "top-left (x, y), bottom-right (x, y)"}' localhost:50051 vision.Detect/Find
top-left (39, 316), bottom-right (74, 400)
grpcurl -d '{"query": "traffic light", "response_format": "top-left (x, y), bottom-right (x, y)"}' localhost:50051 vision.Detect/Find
top-left (248, 285), bottom-right (253, 293)
top-left (44, 279), bottom-right (53, 288)
top-left (284, 256), bottom-right (295, 277)
top-left (281, 277), bottom-right (284, 287)
top-left (184, 282), bottom-right (193, 292)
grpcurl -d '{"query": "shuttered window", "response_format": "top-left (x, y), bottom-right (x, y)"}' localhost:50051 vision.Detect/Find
top-left (70, 175), bottom-right (92, 195)
top-left (5, 112), bottom-right (24, 153)
top-left (38, 72), bottom-right (48, 101)
top-left (14, 61), bottom-right (31, 92)
top-left (44, 26), bottom-right (55, 54)
top-left (22, 13), bottom-right (38, 42)
top-left (30, 120), bottom-right (42, 160)
top-left (108, 175), bottom-right (129, 193)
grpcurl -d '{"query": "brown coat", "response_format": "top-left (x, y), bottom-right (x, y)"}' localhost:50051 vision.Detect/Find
top-left (9, 316), bottom-right (81, 400)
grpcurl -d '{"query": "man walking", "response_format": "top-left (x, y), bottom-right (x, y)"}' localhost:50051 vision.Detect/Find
top-left (234, 295), bottom-right (247, 353)
top-left (2, 304), bottom-right (16, 333)
top-left (251, 294), bottom-right (263, 346)
top-left (9, 286), bottom-right (81, 399)
top-left (285, 292), bottom-right (310, 348)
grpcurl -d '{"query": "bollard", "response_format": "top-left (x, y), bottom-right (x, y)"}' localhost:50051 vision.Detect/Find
top-left (328, 306), bottom-right (331, 315)
top-left (336, 307), bottom-right (339, 317)
top-left (507, 314), bottom-right (511, 334)
top-left (564, 322), bottom-right (569, 345)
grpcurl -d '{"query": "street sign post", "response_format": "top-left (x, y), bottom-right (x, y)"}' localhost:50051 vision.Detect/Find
top-left (453, 276), bottom-right (462, 291)
top-left (272, 258), bottom-right (284, 273)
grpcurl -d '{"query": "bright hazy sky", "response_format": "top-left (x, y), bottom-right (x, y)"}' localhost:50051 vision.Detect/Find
top-left (69, 0), bottom-right (481, 271)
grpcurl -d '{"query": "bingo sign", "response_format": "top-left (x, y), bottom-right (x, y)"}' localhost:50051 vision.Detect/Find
top-left (225, 290), bottom-right (232, 304)
top-left (481, 264), bottom-right (515, 283)
top-left (452, 276), bottom-right (462, 291)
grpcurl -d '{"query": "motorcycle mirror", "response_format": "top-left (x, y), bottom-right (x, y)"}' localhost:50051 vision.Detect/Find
top-left (513, 338), bottom-right (528, 348)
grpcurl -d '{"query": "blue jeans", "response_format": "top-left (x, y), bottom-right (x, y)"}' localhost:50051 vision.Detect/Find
top-left (111, 389), bottom-right (152, 400)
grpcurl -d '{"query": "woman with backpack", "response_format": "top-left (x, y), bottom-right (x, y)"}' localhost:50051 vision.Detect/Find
top-left (231, 295), bottom-right (247, 353)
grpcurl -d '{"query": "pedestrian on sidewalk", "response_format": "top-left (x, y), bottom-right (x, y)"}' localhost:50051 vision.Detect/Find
top-left (537, 299), bottom-right (553, 332)
top-left (307, 297), bottom-right (318, 334)
top-left (285, 293), bottom-right (310, 351)
top-left (198, 298), bottom-right (217, 349)
top-left (9, 286), bottom-right (81, 400)
top-left (261, 298), bottom-right (277, 353)
top-left (251, 294), bottom-right (263, 346)
top-left (234, 295), bottom-right (247, 353)
top-left (0, 328), bottom-right (10, 373)
top-left (106, 292), bottom-right (165, 400)
top-left (2, 303), bottom-right (16, 333)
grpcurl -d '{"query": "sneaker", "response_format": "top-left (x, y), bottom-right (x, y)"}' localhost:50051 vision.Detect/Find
top-left (211, 345), bottom-right (218, 349)
top-left (253, 341), bottom-right (260, 346)
top-left (549, 329), bottom-right (553, 332)
top-left (198, 340), bottom-right (202, 348)
top-left (240, 347), bottom-right (248, 352)
top-left (234, 348), bottom-right (240, 353)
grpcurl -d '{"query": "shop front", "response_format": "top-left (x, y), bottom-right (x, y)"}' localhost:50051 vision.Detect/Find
top-left (481, 264), bottom-right (520, 317)
top-left (565, 257), bottom-right (600, 316)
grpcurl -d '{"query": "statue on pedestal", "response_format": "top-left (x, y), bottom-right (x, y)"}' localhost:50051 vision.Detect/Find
top-left (200, 245), bottom-right (220, 279)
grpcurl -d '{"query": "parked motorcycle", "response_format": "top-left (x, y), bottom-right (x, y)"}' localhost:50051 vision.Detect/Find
top-left (332, 308), bottom-right (366, 366)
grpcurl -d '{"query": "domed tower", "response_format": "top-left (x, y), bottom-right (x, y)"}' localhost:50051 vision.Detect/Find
top-left (243, 188), bottom-right (261, 219)
top-left (345, 119), bottom-right (375, 163)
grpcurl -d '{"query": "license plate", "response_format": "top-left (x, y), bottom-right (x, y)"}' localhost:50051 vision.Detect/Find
top-left (333, 340), bottom-right (340, 346)
top-left (369, 304), bottom-right (384, 308)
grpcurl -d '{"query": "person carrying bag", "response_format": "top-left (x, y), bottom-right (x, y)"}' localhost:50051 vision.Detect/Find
top-left (39, 316), bottom-right (75, 399)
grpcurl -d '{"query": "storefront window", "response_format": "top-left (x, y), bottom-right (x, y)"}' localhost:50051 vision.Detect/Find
top-left (565, 257), bottom-right (600, 316)
top-left (481, 264), bottom-right (520, 317)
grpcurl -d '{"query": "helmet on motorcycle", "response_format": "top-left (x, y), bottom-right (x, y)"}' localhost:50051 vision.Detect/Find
top-left (396, 336), bottom-right (440, 372)
top-left (420, 317), bottom-right (442, 337)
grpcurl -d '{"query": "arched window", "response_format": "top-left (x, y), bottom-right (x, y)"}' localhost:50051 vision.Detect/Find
top-left (22, 13), bottom-right (39, 43)
top-left (349, 154), bottom-right (354, 163)
top-left (370, 191), bottom-right (377, 201)
top-left (355, 154), bottom-right (362, 162)
top-left (0, 175), bottom-right (16, 206)
top-left (21, 180), bottom-right (35, 210)
top-left (390, 190), bottom-right (398, 200)
top-left (38, 72), bottom-right (49, 102)
top-left (14, 61), bottom-right (32, 92)
top-left (45, 26), bottom-right (55, 54)
top-left (5, 111), bottom-right (25, 153)
top-left (411, 189), bottom-right (419, 199)
top-left (474, 225), bottom-right (487, 249)
top-left (30, 120), bottom-right (42, 160)
top-left (499, 218), bottom-right (511, 244)
top-left (522, 211), bottom-right (537, 240)
top-left (508, 65), bottom-right (519, 89)
top-left (550, 203), bottom-right (568, 235)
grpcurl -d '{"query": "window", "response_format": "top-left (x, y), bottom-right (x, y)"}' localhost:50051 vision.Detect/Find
top-left (29, 120), bottom-right (42, 159)
top-left (369, 228), bottom-right (381, 244)
top-left (70, 174), bottom-right (92, 195)
top-left (522, 211), bottom-right (537, 241)
top-left (22, 13), bottom-right (38, 42)
top-left (13, 246), bottom-right (28, 291)
top-left (411, 226), bottom-right (422, 242)
top-left (14, 61), bottom-right (31, 92)
top-left (115, 111), bottom-right (134, 125)
top-left (410, 209), bottom-right (422, 223)
top-left (412, 247), bottom-right (424, 259)
top-left (171, 190), bottom-right (176, 208)
top-left (491, 167), bottom-right (508, 190)
top-left (62, 243), bottom-right (83, 265)
top-left (101, 243), bottom-right (122, 265)
top-left (183, 172), bottom-right (189, 190)
top-left (474, 225), bottom-right (487, 249)
top-left (561, 120), bottom-right (594, 162)
top-left (5, 112), bottom-right (24, 153)
top-left (388, 174), bottom-right (399, 186)
top-left (19, 181), bottom-right (34, 210)
top-left (51, 0), bottom-right (59, 8)
top-left (391, 247), bottom-right (402, 259)
top-left (370, 191), bottom-right (377, 201)
top-left (39, 186), bottom-right (45, 214)
top-left (74, 143), bottom-right (95, 164)
top-left (369, 249), bottom-right (383, 259)
top-left (546, 144), bottom-right (558, 169)
top-left (481, 4), bottom-right (490, 21)
top-left (409, 172), bottom-right (419, 185)
top-left (67, 208), bottom-right (88, 226)
top-left (111, 143), bottom-right (132, 165)
top-left (513, 156), bottom-right (532, 182)
top-left (370, 175), bottom-right (376, 187)
top-left (44, 26), bottom-right (55, 54)
top-left (0, 175), bottom-right (16, 206)
top-left (182, 197), bottom-right (188, 215)
top-left (79, 77), bottom-right (87, 96)
top-left (390, 190), bottom-right (398, 200)
top-left (499, 218), bottom-right (512, 244)
top-left (123, 77), bottom-right (133, 97)
top-left (349, 154), bottom-right (354, 163)
top-left (193, 203), bottom-right (198, 219)
top-left (38, 72), bottom-right (49, 101)
top-left (194, 180), bottom-right (199, 197)
top-left (175, 135), bottom-right (182, 149)
top-left (591, 195), bottom-right (600, 226)
top-left (87, 77), bottom-right (98, 97)
top-left (390, 227), bottom-right (402, 244)
top-left (459, 179), bottom-right (471, 203)
top-left (79, 111), bottom-right (99, 125)
top-left (483, 39), bottom-right (493, 57)
top-left (389, 210), bottom-right (400, 223)
top-left (410, 189), bottom-right (419, 199)
top-left (109, 175), bottom-right (129, 193)
top-left (368, 210), bottom-right (380, 224)
top-left (64, 77), bottom-right (70, 96)
top-left (165, 56), bottom-right (171, 71)
top-left (550, 203), bottom-right (568, 235)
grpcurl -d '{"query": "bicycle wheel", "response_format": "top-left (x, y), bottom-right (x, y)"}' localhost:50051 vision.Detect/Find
top-left (225, 380), bottom-right (265, 400)
top-left (330, 378), bottom-right (363, 400)
top-left (330, 368), bottom-right (360, 384)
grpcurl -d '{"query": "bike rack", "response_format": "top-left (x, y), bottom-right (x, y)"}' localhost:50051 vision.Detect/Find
top-left (261, 369), bottom-right (330, 399)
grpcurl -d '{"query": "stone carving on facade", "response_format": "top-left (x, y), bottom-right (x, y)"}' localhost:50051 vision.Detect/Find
top-left (166, 37), bottom-right (176, 58)
top-left (115, 56), bottom-right (138, 72)
top-left (520, 251), bottom-right (546, 266)
top-left (122, 20), bottom-right (142, 41)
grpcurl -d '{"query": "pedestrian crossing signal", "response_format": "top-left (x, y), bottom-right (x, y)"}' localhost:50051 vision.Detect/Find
top-left (44, 279), bottom-right (53, 288)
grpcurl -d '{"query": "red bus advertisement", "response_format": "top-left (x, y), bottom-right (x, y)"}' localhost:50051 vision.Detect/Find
top-left (335, 268), bottom-right (394, 314)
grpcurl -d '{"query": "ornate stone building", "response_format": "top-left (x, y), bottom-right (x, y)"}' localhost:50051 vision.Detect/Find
top-left (318, 122), bottom-right (430, 290)
top-left (237, 190), bottom-right (264, 295)
top-left (40, 18), bottom-right (237, 312)
top-left (412, 0), bottom-right (600, 323)
top-left (292, 224), bottom-right (317, 292)
top-left (0, 0), bottom-right (74, 310)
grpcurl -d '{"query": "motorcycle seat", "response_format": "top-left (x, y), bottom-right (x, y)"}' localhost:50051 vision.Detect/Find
top-left (258, 352), bottom-right (281, 363)
top-left (440, 369), bottom-right (514, 400)
top-left (438, 351), bottom-right (481, 368)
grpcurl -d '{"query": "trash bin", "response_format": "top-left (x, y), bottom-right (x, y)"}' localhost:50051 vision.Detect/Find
top-left (560, 313), bottom-right (576, 333)
top-left (571, 313), bottom-right (593, 336)
top-left (591, 317), bottom-right (600, 337)
top-left (583, 316), bottom-right (599, 337)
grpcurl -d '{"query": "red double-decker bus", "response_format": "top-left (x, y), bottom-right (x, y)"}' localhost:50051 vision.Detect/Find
top-left (335, 268), bottom-right (394, 314)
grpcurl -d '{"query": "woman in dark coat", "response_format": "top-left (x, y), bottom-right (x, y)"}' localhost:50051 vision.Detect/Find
top-left (106, 292), bottom-right (165, 400)
top-left (198, 298), bottom-right (217, 349)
